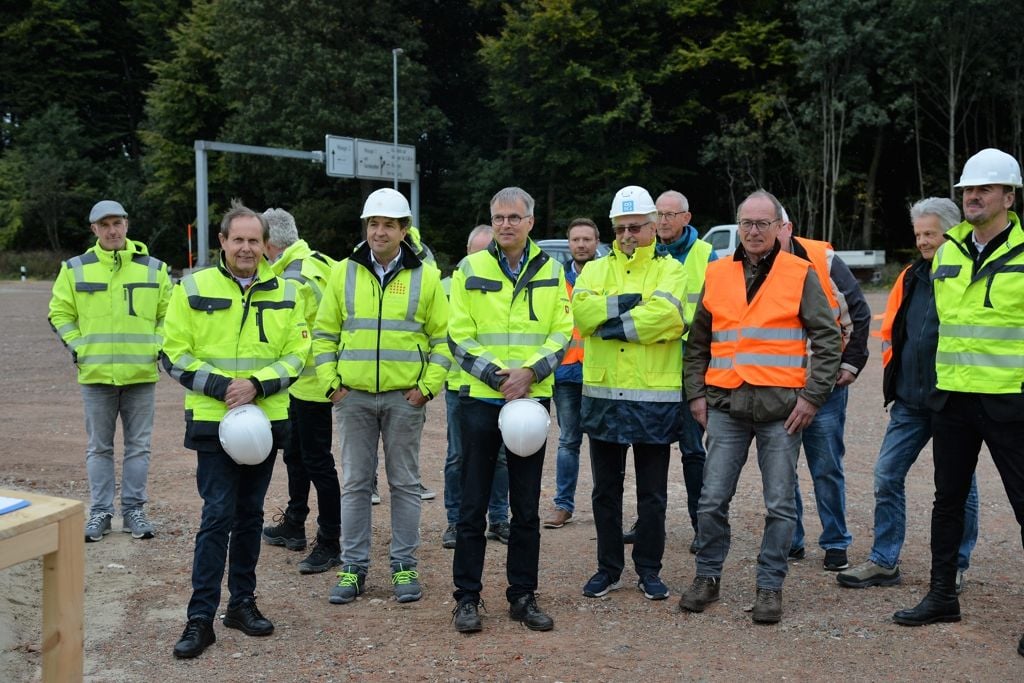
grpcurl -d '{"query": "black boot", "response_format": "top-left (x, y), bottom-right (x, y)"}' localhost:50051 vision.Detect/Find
top-left (297, 533), bottom-right (341, 574)
top-left (173, 617), bottom-right (215, 659)
top-left (893, 589), bottom-right (960, 626)
top-left (262, 510), bottom-right (307, 551)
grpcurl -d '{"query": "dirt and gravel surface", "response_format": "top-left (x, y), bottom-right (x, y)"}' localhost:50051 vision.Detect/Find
top-left (1, 279), bottom-right (1023, 682)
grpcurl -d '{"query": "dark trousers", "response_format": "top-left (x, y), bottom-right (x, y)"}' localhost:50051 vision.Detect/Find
top-left (591, 438), bottom-right (670, 578)
top-left (678, 383), bottom-right (706, 531)
top-left (452, 397), bottom-right (547, 604)
top-left (930, 392), bottom-right (1024, 592)
top-left (188, 445), bottom-right (277, 620)
top-left (282, 398), bottom-right (341, 540)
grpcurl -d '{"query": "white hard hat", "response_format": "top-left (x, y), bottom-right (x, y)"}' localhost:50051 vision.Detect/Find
top-left (498, 399), bottom-right (550, 457)
top-left (609, 186), bottom-right (656, 219)
top-left (360, 188), bottom-right (412, 219)
top-left (219, 404), bottom-right (273, 465)
top-left (955, 148), bottom-right (1023, 188)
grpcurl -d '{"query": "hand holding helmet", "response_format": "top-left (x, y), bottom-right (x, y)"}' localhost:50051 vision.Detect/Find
top-left (219, 404), bottom-right (273, 465)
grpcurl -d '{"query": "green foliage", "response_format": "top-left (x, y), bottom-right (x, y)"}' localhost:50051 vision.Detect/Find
top-left (0, 250), bottom-right (71, 280)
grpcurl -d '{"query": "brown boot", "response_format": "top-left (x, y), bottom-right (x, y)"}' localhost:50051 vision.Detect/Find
top-left (543, 507), bottom-right (573, 529)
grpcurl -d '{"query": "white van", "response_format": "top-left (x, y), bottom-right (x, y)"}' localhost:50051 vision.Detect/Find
top-left (701, 224), bottom-right (739, 259)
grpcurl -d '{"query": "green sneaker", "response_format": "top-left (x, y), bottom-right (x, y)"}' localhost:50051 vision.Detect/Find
top-left (329, 565), bottom-right (365, 604)
top-left (392, 564), bottom-right (423, 603)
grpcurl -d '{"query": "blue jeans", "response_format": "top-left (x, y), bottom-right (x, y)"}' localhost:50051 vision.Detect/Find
top-left (443, 389), bottom-right (509, 526)
top-left (695, 409), bottom-right (800, 590)
top-left (552, 381), bottom-right (584, 513)
top-left (80, 383), bottom-right (155, 516)
top-left (793, 384), bottom-right (852, 551)
top-left (677, 383), bottom-right (706, 531)
top-left (188, 444), bottom-right (277, 621)
top-left (870, 400), bottom-right (979, 570)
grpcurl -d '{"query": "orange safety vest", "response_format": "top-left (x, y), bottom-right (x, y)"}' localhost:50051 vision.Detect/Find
top-left (561, 278), bottom-right (585, 366)
top-left (792, 236), bottom-right (842, 325)
top-left (879, 264), bottom-right (911, 369)
top-left (703, 251), bottom-right (812, 389)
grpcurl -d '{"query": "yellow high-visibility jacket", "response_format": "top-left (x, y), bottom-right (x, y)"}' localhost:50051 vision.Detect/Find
top-left (448, 240), bottom-right (572, 400)
top-left (313, 241), bottom-right (449, 398)
top-left (933, 211), bottom-right (1024, 395)
top-left (48, 239), bottom-right (172, 385)
top-left (271, 239), bottom-right (336, 402)
top-left (160, 256), bottom-right (309, 423)
top-left (572, 241), bottom-right (687, 443)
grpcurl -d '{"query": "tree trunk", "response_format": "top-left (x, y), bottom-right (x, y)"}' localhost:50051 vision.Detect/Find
top-left (862, 129), bottom-right (884, 249)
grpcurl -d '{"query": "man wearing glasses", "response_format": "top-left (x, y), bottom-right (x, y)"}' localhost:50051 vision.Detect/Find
top-left (574, 186), bottom-right (689, 602)
top-left (448, 187), bottom-right (572, 633)
top-left (680, 190), bottom-right (840, 624)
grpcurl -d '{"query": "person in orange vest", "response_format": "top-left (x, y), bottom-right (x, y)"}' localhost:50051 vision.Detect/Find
top-left (777, 210), bottom-right (871, 571)
top-left (836, 197), bottom-right (979, 592)
top-left (679, 189), bottom-right (841, 624)
top-left (543, 217), bottom-right (600, 529)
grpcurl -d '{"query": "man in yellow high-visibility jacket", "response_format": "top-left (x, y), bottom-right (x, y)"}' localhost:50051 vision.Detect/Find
top-left (448, 187), bottom-right (572, 634)
top-left (163, 201), bottom-right (310, 659)
top-left (257, 208), bottom-right (342, 576)
top-left (314, 188), bottom-right (449, 607)
top-left (893, 149), bottom-right (1024, 661)
top-left (48, 199), bottom-right (172, 543)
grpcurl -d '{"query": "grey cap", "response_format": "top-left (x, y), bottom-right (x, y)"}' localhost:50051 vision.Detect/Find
top-left (89, 200), bottom-right (128, 223)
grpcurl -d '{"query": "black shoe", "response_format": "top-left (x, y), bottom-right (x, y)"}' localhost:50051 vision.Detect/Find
top-left (452, 600), bottom-right (482, 633)
top-left (788, 546), bottom-right (805, 561)
top-left (689, 538), bottom-right (699, 555)
top-left (297, 538), bottom-right (341, 574)
top-left (442, 524), bottom-right (457, 550)
top-left (173, 617), bottom-right (215, 659)
top-left (509, 594), bottom-right (554, 631)
top-left (223, 599), bottom-right (274, 636)
top-left (1018, 633), bottom-right (1023, 657)
top-left (486, 522), bottom-right (510, 545)
top-left (893, 591), bottom-right (961, 626)
top-left (823, 548), bottom-right (849, 571)
top-left (262, 510), bottom-right (307, 551)
top-left (623, 520), bottom-right (637, 545)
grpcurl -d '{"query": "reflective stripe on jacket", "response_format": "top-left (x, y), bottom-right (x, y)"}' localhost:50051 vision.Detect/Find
top-left (271, 240), bottom-right (336, 402)
top-left (448, 240), bottom-right (572, 400)
top-left (703, 250), bottom-right (810, 389)
top-left (160, 257), bottom-right (309, 422)
top-left (48, 239), bottom-right (172, 385)
top-left (933, 211), bottom-right (1024, 394)
top-left (572, 241), bottom-right (687, 444)
top-left (313, 241), bottom-right (450, 398)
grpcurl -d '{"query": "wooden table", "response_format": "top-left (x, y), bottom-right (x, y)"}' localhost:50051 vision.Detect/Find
top-left (0, 488), bottom-right (84, 682)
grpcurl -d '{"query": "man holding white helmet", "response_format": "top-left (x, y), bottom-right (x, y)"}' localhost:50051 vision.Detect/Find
top-left (448, 187), bottom-right (572, 633)
top-left (893, 149), bottom-right (1024, 659)
top-left (162, 200), bottom-right (310, 659)
top-left (313, 188), bottom-right (450, 607)
top-left (572, 186), bottom-right (689, 602)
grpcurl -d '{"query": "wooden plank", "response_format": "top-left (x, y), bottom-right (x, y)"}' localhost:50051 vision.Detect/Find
top-left (0, 489), bottom-right (84, 540)
top-left (41, 507), bottom-right (85, 682)
top-left (0, 523), bottom-right (58, 570)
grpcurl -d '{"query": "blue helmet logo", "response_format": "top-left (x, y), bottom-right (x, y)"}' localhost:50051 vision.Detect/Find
top-left (622, 200), bottom-right (634, 212)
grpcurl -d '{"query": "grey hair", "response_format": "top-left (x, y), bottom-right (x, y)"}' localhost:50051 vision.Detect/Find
top-left (657, 190), bottom-right (689, 212)
top-left (910, 197), bottom-right (961, 231)
top-left (737, 189), bottom-right (784, 222)
top-left (780, 205), bottom-right (790, 223)
top-left (490, 187), bottom-right (535, 216)
top-left (220, 199), bottom-right (269, 239)
top-left (263, 208), bottom-right (299, 247)
top-left (466, 224), bottom-right (493, 249)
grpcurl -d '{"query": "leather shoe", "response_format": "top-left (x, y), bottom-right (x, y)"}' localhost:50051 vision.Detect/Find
top-left (173, 617), bottom-right (215, 659)
top-left (893, 591), bottom-right (960, 626)
top-left (452, 600), bottom-right (482, 633)
top-left (542, 507), bottom-right (572, 529)
top-left (622, 520), bottom-right (637, 545)
top-left (223, 599), bottom-right (274, 636)
top-left (1017, 633), bottom-right (1023, 657)
top-left (509, 594), bottom-right (554, 631)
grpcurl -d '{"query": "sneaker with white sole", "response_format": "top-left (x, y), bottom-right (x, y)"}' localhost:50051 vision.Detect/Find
top-left (122, 509), bottom-right (155, 539)
top-left (637, 574), bottom-right (669, 600)
top-left (836, 560), bottom-right (901, 588)
top-left (583, 571), bottom-right (622, 598)
top-left (85, 512), bottom-right (112, 542)
top-left (418, 485), bottom-right (436, 501)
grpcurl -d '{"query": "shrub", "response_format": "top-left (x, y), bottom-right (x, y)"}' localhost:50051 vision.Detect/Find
top-left (0, 250), bottom-right (70, 280)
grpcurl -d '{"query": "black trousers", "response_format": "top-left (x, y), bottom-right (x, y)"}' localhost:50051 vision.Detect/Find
top-left (590, 438), bottom-right (670, 579)
top-left (452, 397), bottom-right (547, 604)
top-left (930, 392), bottom-right (1024, 591)
top-left (282, 398), bottom-right (341, 540)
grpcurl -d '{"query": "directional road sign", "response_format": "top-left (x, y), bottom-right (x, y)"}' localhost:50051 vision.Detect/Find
top-left (325, 135), bottom-right (355, 177)
top-left (355, 139), bottom-right (416, 182)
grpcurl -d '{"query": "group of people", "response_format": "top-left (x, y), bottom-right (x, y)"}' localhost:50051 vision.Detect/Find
top-left (47, 147), bottom-right (1024, 660)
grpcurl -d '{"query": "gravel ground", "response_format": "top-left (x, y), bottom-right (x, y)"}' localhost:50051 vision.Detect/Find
top-left (1, 280), bottom-right (1022, 682)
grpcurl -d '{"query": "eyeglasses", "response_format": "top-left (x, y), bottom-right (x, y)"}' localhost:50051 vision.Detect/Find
top-left (656, 211), bottom-right (687, 221)
top-left (738, 218), bottom-right (780, 232)
top-left (491, 214), bottom-right (531, 227)
top-left (613, 221), bottom-right (652, 235)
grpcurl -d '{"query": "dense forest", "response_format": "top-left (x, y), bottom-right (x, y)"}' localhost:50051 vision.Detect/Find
top-left (1, 0), bottom-right (1022, 272)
